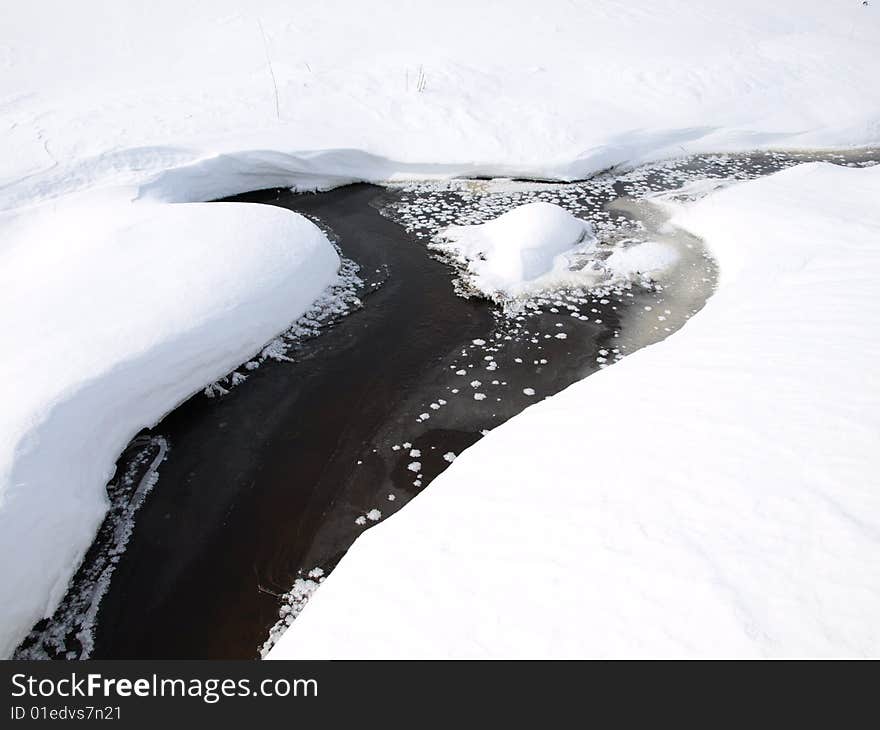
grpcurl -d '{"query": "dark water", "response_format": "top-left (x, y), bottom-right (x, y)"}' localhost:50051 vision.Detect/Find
top-left (88, 184), bottom-right (658, 659)
top-left (98, 185), bottom-right (497, 658)
top-left (16, 148), bottom-right (878, 659)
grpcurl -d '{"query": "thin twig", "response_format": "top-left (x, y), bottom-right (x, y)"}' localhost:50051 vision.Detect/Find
top-left (256, 18), bottom-right (281, 121)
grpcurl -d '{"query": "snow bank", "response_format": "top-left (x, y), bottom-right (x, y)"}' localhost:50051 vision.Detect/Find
top-left (2, 1), bottom-right (880, 206)
top-left (271, 163), bottom-right (880, 658)
top-left (603, 240), bottom-right (679, 281)
top-left (0, 200), bottom-right (339, 658)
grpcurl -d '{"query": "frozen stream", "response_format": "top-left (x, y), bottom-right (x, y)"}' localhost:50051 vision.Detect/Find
top-left (15, 149), bottom-right (878, 659)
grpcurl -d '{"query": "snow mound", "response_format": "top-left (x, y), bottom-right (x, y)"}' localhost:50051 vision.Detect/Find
top-left (434, 202), bottom-right (593, 297)
top-left (270, 163), bottom-right (880, 658)
top-left (0, 200), bottom-right (339, 658)
top-left (434, 202), bottom-right (680, 298)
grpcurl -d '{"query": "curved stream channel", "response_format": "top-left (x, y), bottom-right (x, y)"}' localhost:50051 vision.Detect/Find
top-left (16, 149), bottom-right (878, 659)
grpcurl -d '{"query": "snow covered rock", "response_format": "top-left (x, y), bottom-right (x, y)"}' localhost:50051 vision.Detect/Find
top-left (434, 202), bottom-right (681, 298)
top-left (433, 202), bottom-right (594, 297)
top-left (270, 163), bottom-right (880, 658)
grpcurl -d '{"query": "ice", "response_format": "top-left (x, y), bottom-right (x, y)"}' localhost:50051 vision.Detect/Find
top-left (259, 572), bottom-right (324, 658)
top-left (605, 242), bottom-right (679, 281)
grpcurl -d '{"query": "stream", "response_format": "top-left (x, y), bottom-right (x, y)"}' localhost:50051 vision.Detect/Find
top-left (15, 148), bottom-right (878, 659)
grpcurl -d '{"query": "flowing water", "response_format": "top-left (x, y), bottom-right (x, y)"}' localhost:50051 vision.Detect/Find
top-left (15, 148), bottom-right (878, 659)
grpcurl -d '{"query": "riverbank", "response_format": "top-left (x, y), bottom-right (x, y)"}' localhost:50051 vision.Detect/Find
top-left (22, 150), bottom-right (877, 659)
top-left (272, 160), bottom-right (880, 658)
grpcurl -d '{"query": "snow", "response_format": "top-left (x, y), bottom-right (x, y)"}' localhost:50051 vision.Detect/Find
top-left (603, 241), bottom-right (680, 281)
top-left (433, 203), bottom-right (594, 297)
top-left (434, 202), bottom-right (684, 298)
top-left (3, 1), bottom-right (879, 203)
top-left (0, 199), bottom-right (339, 658)
top-left (259, 569), bottom-right (325, 658)
top-left (2, 0), bottom-right (880, 658)
top-left (270, 163), bottom-right (880, 658)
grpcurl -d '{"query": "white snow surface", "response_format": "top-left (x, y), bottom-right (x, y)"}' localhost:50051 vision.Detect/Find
top-left (2, 2), bottom-right (879, 203)
top-left (434, 202), bottom-right (681, 297)
top-left (271, 163), bottom-right (880, 658)
top-left (3, 0), bottom-right (880, 657)
top-left (603, 240), bottom-right (680, 281)
top-left (0, 199), bottom-right (338, 658)
top-left (434, 202), bottom-right (594, 296)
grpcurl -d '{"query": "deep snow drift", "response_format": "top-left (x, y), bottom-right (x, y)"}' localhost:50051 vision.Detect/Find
top-left (271, 163), bottom-right (880, 658)
top-left (0, 201), bottom-right (339, 658)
